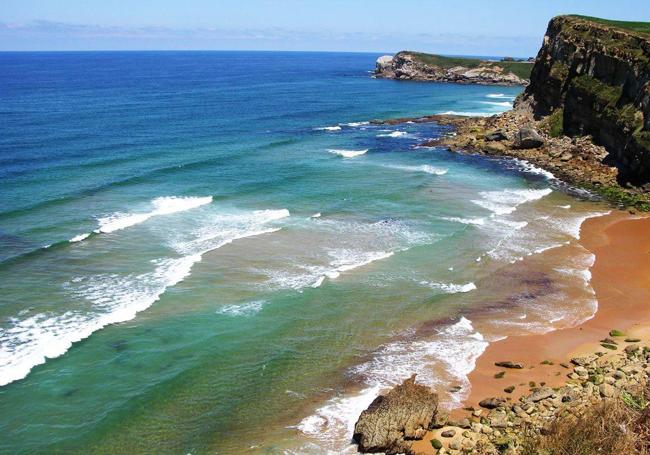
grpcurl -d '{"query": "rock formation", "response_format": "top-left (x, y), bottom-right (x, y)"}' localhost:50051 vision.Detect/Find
top-left (353, 375), bottom-right (438, 454)
top-left (517, 15), bottom-right (650, 185)
top-left (375, 51), bottom-right (531, 86)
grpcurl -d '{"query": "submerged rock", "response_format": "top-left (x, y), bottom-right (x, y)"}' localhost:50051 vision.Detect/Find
top-left (353, 375), bottom-right (438, 454)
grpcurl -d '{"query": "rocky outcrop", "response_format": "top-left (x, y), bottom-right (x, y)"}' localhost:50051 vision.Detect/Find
top-left (353, 375), bottom-right (438, 454)
top-left (375, 51), bottom-right (530, 86)
top-left (518, 15), bottom-right (650, 185)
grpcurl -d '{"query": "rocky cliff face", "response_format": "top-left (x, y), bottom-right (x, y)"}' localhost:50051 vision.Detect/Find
top-left (518, 15), bottom-right (650, 185)
top-left (375, 52), bottom-right (529, 86)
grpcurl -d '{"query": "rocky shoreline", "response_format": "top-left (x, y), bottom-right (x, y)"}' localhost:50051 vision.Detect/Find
top-left (353, 334), bottom-right (650, 455)
top-left (371, 108), bottom-right (650, 211)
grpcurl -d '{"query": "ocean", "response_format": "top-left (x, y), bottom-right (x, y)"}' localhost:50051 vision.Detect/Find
top-left (0, 51), bottom-right (607, 453)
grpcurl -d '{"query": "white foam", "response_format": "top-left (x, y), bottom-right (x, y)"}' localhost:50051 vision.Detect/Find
top-left (472, 188), bottom-right (552, 215)
top-left (343, 121), bottom-right (370, 127)
top-left (510, 158), bottom-right (556, 180)
top-left (486, 93), bottom-right (515, 99)
top-left (327, 149), bottom-right (368, 158)
top-left (421, 281), bottom-right (477, 294)
top-left (217, 300), bottom-right (266, 317)
top-left (442, 216), bottom-right (486, 226)
top-left (384, 164), bottom-right (448, 175)
top-left (0, 206), bottom-right (288, 387)
top-left (0, 253), bottom-right (199, 387)
top-left (267, 249), bottom-right (394, 291)
top-left (315, 126), bottom-right (341, 131)
top-left (437, 111), bottom-right (495, 117)
top-left (96, 196), bottom-right (213, 234)
top-left (310, 213), bottom-right (322, 218)
top-left (481, 101), bottom-right (513, 108)
top-left (69, 233), bottom-right (91, 243)
top-left (377, 131), bottom-right (408, 138)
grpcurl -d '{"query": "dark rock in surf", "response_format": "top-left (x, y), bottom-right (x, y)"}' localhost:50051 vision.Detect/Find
top-left (353, 375), bottom-right (438, 454)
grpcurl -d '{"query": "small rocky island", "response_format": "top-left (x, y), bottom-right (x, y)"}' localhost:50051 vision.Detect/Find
top-left (374, 52), bottom-right (533, 86)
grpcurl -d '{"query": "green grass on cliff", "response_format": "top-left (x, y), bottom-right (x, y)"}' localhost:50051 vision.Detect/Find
top-left (570, 15), bottom-right (650, 35)
top-left (404, 52), bottom-right (533, 80)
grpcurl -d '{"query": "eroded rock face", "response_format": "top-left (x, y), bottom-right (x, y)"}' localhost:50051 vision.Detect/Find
top-left (517, 15), bottom-right (650, 185)
top-left (353, 375), bottom-right (438, 455)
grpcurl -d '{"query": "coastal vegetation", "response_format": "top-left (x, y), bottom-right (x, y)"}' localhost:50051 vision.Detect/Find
top-left (569, 15), bottom-right (650, 34)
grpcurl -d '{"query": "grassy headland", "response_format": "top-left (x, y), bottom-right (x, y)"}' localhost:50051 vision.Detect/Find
top-left (405, 51), bottom-right (534, 80)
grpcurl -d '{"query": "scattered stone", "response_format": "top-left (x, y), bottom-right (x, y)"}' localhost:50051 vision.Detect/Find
top-left (449, 441), bottom-right (461, 450)
top-left (430, 438), bottom-right (443, 450)
top-left (504, 385), bottom-right (515, 394)
top-left (599, 383), bottom-right (616, 398)
top-left (601, 343), bottom-right (618, 350)
top-left (600, 338), bottom-right (618, 345)
top-left (625, 344), bottom-right (640, 354)
top-left (609, 330), bottom-right (625, 337)
top-left (625, 338), bottom-right (641, 343)
top-left (571, 355), bottom-right (597, 366)
top-left (479, 397), bottom-right (506, 409)
top-left (495, 361), bottom-right (524, 369)
top-left (526, 387), bottom-right (554, 403)
top-left (494, 371), bottom-right (505, 379)
top-left (441, 429), bottom-right (456, 438)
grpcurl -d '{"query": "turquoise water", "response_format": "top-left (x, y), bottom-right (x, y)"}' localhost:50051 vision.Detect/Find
top-left (1, 52), bottom-right (605, 454)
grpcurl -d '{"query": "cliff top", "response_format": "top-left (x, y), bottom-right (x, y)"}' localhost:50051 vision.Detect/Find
top-left (399, 51), bottom-right (534, 80)
top-left (568, 15), bottom-right (650, 35)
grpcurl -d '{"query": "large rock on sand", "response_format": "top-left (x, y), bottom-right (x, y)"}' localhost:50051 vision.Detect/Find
top-left (353, 375), bottom-right (438, 454)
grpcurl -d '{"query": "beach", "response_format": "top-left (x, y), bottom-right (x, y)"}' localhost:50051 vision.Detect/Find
top-left (412, 210), bottom-right (650, 454)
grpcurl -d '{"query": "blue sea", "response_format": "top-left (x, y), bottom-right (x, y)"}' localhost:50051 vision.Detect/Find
top-left (0, 51), bottom-right (607, 453)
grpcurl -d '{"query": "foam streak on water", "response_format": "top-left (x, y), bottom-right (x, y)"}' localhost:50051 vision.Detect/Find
top-left (96, 196), bottom-right (213, 234)
top-left (0, 205), bottom-right (289, 387)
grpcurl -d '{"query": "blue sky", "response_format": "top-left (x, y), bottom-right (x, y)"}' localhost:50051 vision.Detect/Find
top-left (1, 0), bottom-right (648, 55)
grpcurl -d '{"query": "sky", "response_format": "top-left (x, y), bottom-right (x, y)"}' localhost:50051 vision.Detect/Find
top-left (1, 0), bottom-right (648, 56)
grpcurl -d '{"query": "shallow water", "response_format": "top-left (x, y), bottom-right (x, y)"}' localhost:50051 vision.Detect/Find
top-left (0, 51), bottom-right (606, 454)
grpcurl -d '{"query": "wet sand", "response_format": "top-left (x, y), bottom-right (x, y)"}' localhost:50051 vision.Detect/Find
top-left (413, 211), bottom-right (650, 454)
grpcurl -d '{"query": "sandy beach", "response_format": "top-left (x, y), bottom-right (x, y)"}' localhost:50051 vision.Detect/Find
top-left (412, 211), bottom-right (650, 454)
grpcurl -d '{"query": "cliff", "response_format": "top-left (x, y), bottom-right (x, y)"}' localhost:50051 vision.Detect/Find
top-left (517, 15), bottom-right (650, 186)
top-left (375, 51), bottom-right (531, 86)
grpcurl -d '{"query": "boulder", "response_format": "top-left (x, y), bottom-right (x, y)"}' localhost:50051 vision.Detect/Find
top-left (514, 127), bottom-right (545, 149)
top-left (353, 375), bottom-right (438, 454)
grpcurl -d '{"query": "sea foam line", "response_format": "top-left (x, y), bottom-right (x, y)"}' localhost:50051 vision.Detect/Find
top-left (328, 149), bottom-right (368, 158)
top-left (0, 207), bottom-right (289, 388)
top-left (383, 164), bottom-right (448, 175)
top-left (96, 196), bottom-right (213, 234)
top-left (472, 188), bottom-right (552, 216)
